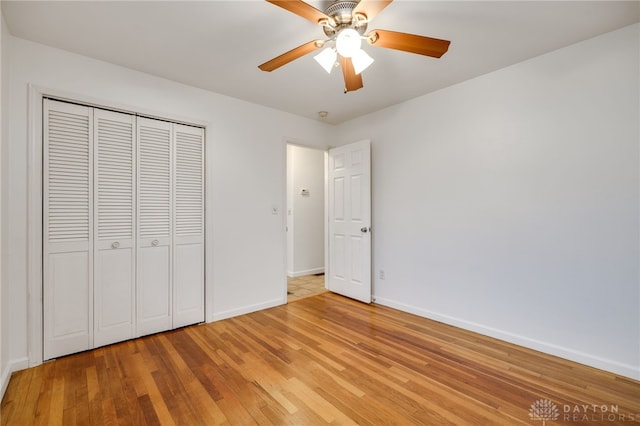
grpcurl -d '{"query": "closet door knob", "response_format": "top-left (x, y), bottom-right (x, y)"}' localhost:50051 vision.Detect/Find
top-left (111, 241), bottom-right (120, 249)
top-left (152, 239), bottom-right (159, 246)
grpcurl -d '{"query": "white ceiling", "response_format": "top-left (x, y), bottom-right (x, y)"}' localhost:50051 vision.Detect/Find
top-left (2, 1), bottom-right (638, 124)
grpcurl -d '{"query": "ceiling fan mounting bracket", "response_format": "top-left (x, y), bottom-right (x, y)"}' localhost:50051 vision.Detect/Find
top-left (321, 1), bottom-right (367, 37)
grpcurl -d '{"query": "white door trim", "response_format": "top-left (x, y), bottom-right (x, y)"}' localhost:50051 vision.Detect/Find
top-left (27, 84), bottom-right (212, 366)
top-left (282, 139), bottom-right (330, 302)
top-left (27, 85), bottom-right (44, 367)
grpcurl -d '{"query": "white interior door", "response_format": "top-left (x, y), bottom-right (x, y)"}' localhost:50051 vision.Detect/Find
top-left (328, 140), bottom-right (371, 303)
top-left (137, 117), bottom-right (173, 336)
top-left (173, 124), bottom-right (205, 328)
top-left (93, 109), bottom-right (136, 347)
top-left (43, 99), bottom-right (94, 360)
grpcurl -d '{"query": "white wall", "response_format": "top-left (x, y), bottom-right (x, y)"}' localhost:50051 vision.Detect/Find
top-left (3, 34), bottom-right (334, 372)
top-left (286, 145), bottom-right (325, 277)
top-left (337, 24), bottom-right (640, 379)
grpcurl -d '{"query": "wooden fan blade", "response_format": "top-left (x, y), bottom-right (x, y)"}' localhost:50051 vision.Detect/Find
top-left (340, 56), bottom-right (364, 93)
top-left (259, 40), bottom-right (323, 72)
top-left (352, 0), bottom-right (393, 22)
top-left (368, 29), bottom-right (450, 58)
top-left (266, 0), bottom-right (331, 25)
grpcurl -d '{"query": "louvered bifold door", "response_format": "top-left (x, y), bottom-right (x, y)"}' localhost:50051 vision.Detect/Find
top-left (137, 117), bottom-right (173, 336)
top-left (43, 99), bottom-right (93, 360)
top-left (94, 109), bottom-right (136, 347)
top-left (173, 124), bottom-right (205, 328)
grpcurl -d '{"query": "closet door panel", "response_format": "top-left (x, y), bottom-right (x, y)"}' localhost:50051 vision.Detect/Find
top-left (94, 249), bottom-right (133, 341)
top-left (45, 251), bottom-right (91, 359)
top-left (43, 99), bottom-right (93, 360)
top-left (138, 244), bottom-right (171, 333)
top-left (173, 125), bottom-right (205, 328)
top-left (94, 109), bottom-right (136, 347)
top-left (174, 240), bottom-right (204, 327)
top-left (137, 117), bottom-right (173, 336)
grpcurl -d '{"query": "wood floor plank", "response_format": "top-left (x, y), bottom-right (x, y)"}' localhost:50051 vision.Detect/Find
top-left (3, 292), bottom-right (639, 425)
top-left (48, 375), bottom-right (64, 426)
top-left (86, 364), bottom-right (105, 426)
top-left (0, 368), bottom-right (33, 424)
top-left (33, 363), bottom-right (56, 426)
top-left (155, 332), bottom-right (227, 424)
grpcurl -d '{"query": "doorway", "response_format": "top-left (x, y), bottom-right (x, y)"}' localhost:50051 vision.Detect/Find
top-left (286, 144), bottom-right (327, 302)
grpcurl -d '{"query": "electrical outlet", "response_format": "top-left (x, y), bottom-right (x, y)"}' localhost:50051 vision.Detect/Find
top-left (379, 270), bottom-right (385, 280)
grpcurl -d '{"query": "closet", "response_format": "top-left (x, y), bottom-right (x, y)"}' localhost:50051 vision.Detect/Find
top-left (43, 99), bottom-right (204, 360)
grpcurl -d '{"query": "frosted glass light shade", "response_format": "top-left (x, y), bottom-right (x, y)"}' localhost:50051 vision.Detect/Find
top-left (352, 49), bottom-right (374, 74)
top-left (336, 28), bottom-right (362, 58)
top-left (314, 48), bottom-right (337, 74)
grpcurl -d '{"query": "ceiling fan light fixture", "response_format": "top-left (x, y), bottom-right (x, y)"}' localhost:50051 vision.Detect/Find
top-left (336, 28), bottom-right (362, 58)
top-left (351, 48), bottom-right (374, 74)
top-left (314, 47), bottom-right (337, 74)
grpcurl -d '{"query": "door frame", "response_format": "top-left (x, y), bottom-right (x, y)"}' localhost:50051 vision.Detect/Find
top-left (26, 84), bottom-right (212, 367)
top-left (283, 140), bottom-right (330, 302)
top-left (283, 139), bottom-right (372, 303)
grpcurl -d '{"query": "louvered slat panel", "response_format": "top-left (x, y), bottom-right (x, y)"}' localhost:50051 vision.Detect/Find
top-left (173, 124), bottom-right (204, 328)
top-left (43, 99), bottom-right (93, 361)
top-left (94, 109), bottom-right (136, 349)
top-left (47, 110), bottom-right (90, 242)
top-left (175, 130), bottom-right (203, 236)
top-left (97, 117), bottom-right (134, 240)
top-left (139, 125), bottom-right (171, 238)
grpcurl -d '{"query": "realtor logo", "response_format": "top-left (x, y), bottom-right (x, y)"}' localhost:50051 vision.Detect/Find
top-left (529, 399), bottom-right (560, 425)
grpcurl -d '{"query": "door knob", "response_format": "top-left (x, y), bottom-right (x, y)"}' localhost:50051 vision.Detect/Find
top-left (361, 227), bottom-right (370, 233)
top-left (152, 239), bottom-right (159, 246)
top-left (111, 241), bottom-right (120, 249)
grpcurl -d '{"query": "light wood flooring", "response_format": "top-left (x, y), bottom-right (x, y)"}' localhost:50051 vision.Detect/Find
top-left (287, 273), bottom-right (327, 302)
top-left (2, 292), bottom-right (639, 425)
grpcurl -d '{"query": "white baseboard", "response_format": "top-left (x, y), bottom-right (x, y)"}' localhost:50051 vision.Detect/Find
top-left (0, 357), bottom-right (29, 401)
top-left (0, 365), bottom-right (10, 401)
top-left (288, 267), bottom-right (324, 278)
top-left (211, 297), bottom-right (286, 322)
top-left (373, 296), bottom-right (640, 381)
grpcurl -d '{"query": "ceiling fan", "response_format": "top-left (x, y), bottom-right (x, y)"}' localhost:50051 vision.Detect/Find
top-left (258, 0), bottom-right (451, 93)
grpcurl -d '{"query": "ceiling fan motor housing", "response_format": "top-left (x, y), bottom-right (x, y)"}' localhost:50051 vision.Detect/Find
top-left (323, 1), bottom-right (367, 37)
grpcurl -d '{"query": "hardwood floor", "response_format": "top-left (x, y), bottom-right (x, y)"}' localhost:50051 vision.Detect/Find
top-left (287, 274), bottom-right (327, 302)
top-left (2, 292), bottom-right (639, 425)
